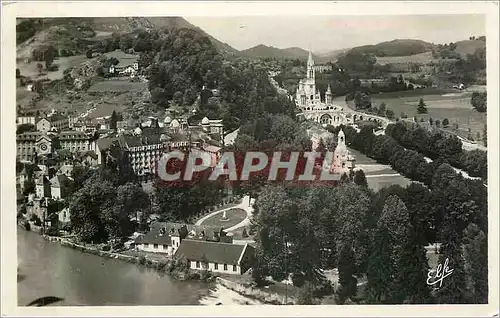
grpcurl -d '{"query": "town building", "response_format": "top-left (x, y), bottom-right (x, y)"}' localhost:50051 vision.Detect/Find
top-left (17, 114), bottom-right (37, 126)
top-left (16, 132), bottom-right (51, 162)
top-left (58, 131), bottom-right (92, 153)
top-left (174, 239), bottom-right (255, 275)
top-left (314, 64), bottom-right (333, 73)
top-left (132, 222), bottom-right (231, 256)
top-left (49, 113), bottom-right (74, 131)
top-left (36, 118), bottom-right (51, 133)
top-left (49, 174), bottom-right (72, 200)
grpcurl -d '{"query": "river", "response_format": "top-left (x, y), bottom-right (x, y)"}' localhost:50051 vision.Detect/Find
top-left (17, 229), bottom-right (213, 306)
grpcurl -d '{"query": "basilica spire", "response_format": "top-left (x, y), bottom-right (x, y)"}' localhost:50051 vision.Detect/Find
top-left (307, 51), bottom-right (314, 67)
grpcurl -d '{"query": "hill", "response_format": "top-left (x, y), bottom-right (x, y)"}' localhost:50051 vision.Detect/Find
top-left (454, 39), bottom-right (486, 57)
top-left (16, 17), bottom-right (241, 59)
top-left (315, 48), bottom-right (350, 63)
top-left (240, 44), bottom-right (339, 62)
top-left (348, 39), bottom-right (435, 57)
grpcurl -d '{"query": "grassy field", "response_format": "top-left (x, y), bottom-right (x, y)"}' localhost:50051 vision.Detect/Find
top-left (199, 208), bottom-right (247, 229)
top-left (17, 55), bottom-right (89, 81)
top-left (370, 91), bottom-right (487, 141)
top-left (347, 148), bottom-right (414, 191)
top-left (88, 79), bottom-right (146, 93)
top-left (376, 52), bottom-right (437, 65)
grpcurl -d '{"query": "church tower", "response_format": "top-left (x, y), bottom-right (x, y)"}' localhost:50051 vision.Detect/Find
top-left (326, 84), bottom-right (333, 104)
top-left (307, 51), bottom-right (315, 80)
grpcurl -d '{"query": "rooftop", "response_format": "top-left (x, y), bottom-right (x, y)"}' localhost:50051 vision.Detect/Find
top-left (174, 239), bottom-right (251, 265)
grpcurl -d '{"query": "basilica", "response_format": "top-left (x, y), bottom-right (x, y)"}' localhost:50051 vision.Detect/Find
top-left (295, 52), bottom-right (352, 127)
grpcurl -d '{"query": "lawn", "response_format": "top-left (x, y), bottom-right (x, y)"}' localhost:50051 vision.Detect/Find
top-left (370, 91), bottom-right (487, 141)
top-left (199, 208), bottom-right (248, 229)
top-left (347, 147), bottom-right (414, 191)
top-left (16, 55), bottom-right (89, 81)
top-left (88, 79), bottom-right (146, 93)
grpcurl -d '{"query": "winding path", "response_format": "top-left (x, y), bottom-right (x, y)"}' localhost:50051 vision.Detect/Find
top-left (196, 195), bottom-right (254, 232)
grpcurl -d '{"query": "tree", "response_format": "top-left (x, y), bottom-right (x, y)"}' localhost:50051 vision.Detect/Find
top-left (36, 63), bottom-right (43, 75)
top-left (417, 98), bottom-right (428, 114)
top-left (353, 169), bottom-right (368, 187)
top-left (337, 243), bottom-right (358, 304)
top-left (435, 119), bottom-right (441, 127)
top-left (435, 216), bottom-right (468, 304)
top-left (442, 118), bottom-right (449, 127)
top-left (114, 182), bottom-right (150, 237)
top-left (69, 180), bottom-right (117, 243)
top-left (385, 109), bottom-right (395, 119)
top-left (470, 92), bottom-right (486, 113)
top-left (483, 124), bottom-right (487, 146)
top-left (366, 227), bottom-right (393, 303)
top-left (23, 179), bottom-right (35, 196)
top-left (429, 118), bottom-right (434, 125)
top-left (378, 102), bottom-right (387, 116)
top-left (463, 223), bottom-right (488, 303)
top-left (110, 110), bottom-right (119, 131)
top-left (16, 68), bottom-right (21, 78)
top-left (16, 123), bottom-right (36, 134)
top-left (86, 49), bottom-right (93, 58)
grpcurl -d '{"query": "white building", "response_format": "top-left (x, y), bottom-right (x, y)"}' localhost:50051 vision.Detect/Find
top-left (36, 118), bottom-right (51, 133)
top-left (174, 239), bottom-right (255, 275)
top-left (296, 51), bottom-right (351, 127)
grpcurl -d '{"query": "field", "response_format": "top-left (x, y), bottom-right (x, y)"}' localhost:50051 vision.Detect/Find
top-left (347, 148), bottom-right (413, 191)
top-left (88, 79), bottom-right (146, 93)
top-left (199, 208), bottom-right (248, 229)
top-left (17, 55), bottom-right (89, 81)
top-left (370, 91), bottom-right (487, 141)
top-left (376, 52), bottom-right (437, 65)
top-left (334, 88), bottom-right (487, 142)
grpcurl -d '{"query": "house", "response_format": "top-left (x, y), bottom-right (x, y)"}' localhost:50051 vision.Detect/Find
top-left (105, 50), bottom-right (139, 76)
top-left (49, 174), bottom-right (71, 200)
top-left (76, 151), bottom-right (99, 166)
top-left (174, 239), bottom-right (255, 275)
top-left (58, 164), bottom-right (73, 176)
top-left (36, 118), bottom-right (51, 133)
top-left (58, 207), bottom-right (71, 226)
top-left (133, 222), bottom-right (231, 256)
top-left (35, 175), bottom-right (50, 198)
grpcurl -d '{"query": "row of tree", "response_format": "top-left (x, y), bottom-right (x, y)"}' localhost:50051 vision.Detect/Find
top-left (385, 121), bottom-right (487, 180)
top-left (251, 162), bottom-right (487, 304)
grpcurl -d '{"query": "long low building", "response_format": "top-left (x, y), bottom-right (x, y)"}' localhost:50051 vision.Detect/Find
top-left (174, 239), bottom-right (255, 275)
top-left (132, 222), bottom-right (231, 256)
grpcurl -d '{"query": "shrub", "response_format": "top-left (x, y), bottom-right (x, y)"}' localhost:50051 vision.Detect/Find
top-left (47, 64), bottom-right (59, 72)
top-left (23, 220), bottom-right (31, 231)
top-left (138, 256), bottom-right (146, 266)
top-left (157, 262), bottom-right (167, 272)
top-left (200, 269), bottom-right (212, 281)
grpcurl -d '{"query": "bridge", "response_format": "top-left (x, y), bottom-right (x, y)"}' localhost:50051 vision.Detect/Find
top-left (297, 107), bottom-right (391, 128)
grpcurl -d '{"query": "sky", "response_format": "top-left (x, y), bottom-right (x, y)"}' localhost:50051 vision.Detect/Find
top-left (185, 15), bottom-right (486, 53)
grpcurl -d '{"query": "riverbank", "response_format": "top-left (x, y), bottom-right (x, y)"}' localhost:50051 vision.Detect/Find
top-left (24, 229), bottom-right (276, 305)
top-left (40, 234), bottom-right (212, 282)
